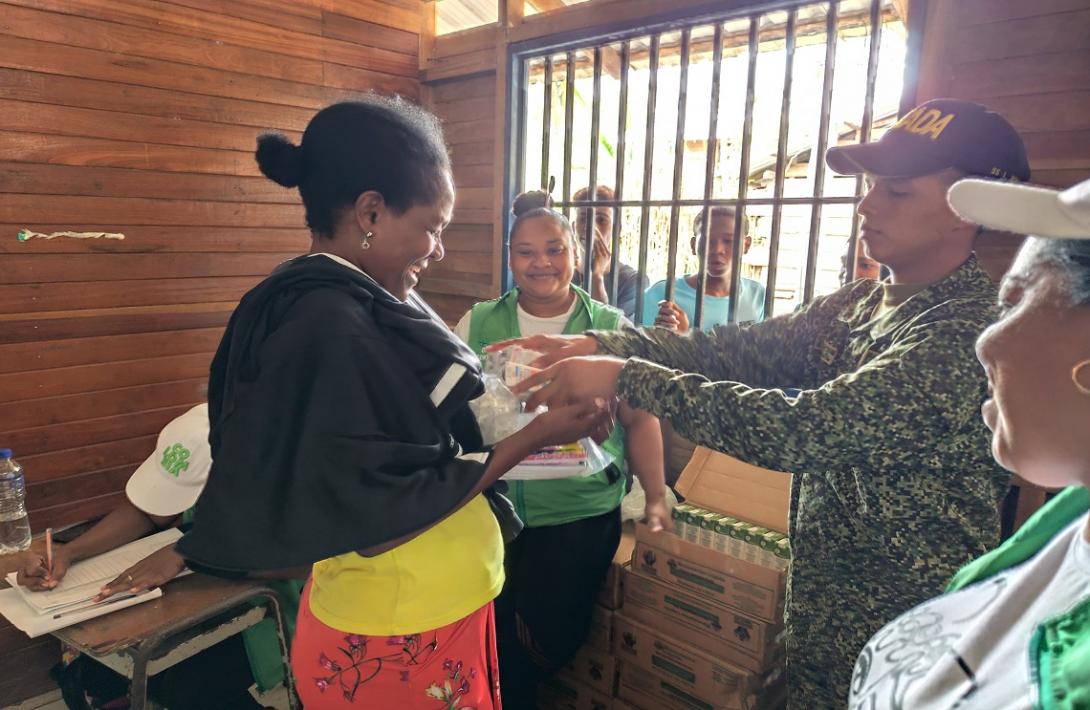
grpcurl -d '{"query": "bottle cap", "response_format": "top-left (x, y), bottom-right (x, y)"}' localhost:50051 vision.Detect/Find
top-left (0, 449), bottom-right (11, 458)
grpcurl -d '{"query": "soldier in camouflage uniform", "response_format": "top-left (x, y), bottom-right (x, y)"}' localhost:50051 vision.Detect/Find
top-left (505, 100), bottom-right (1032, 707)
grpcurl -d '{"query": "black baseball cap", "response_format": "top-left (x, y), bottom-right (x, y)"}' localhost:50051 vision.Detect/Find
top-left (826, 99), bottom-right (1030, 182)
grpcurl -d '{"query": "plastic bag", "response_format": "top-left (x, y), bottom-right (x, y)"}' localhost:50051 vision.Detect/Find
top-left (469, 346), bottom-right (614, 475)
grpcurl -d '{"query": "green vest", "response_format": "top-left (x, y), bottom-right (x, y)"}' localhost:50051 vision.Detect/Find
top-left (182, 508), bottom-right (304, 693)
top-left (467, 286), bottom-right (627, 527)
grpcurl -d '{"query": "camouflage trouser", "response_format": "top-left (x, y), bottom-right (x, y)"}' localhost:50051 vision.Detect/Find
top-left (783, 576), bottom-right (881, 709)
top-left (788, 658), bottom-right (852, 709)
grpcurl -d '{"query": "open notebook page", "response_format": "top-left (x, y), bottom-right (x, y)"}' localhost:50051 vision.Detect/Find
top-left (5, 528), bottom-right (184, 613)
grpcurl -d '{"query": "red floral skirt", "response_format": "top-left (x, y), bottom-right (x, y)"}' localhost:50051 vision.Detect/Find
top-left (292, 581), bottom-right (501, 709)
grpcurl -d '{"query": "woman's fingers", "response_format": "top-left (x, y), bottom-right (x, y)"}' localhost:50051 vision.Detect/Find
top-left (97, 568), bottom-right (142, 601)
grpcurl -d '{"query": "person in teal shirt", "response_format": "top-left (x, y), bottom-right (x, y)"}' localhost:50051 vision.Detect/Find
top-left (643, 205), bottom-right (766, 330)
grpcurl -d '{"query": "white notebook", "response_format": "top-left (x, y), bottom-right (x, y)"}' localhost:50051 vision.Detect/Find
top-left (0, 586), bottom-right (162, 638)
top-left (4, 528), bottom-right (186, 615)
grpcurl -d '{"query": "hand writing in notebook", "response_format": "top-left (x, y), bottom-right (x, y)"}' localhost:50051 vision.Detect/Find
top-left (16, 546), bottom-right (73, 591)
top-left (94, 545), bottom-right (187, 601)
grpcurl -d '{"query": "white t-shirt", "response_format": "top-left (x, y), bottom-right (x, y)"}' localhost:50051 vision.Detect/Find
top-left (452, 296), bottom-right (630, 343)
top-left (849, 513), bottom-right (1090, 710)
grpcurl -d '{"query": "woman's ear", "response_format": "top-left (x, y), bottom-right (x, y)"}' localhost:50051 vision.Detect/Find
top-left (353, 191), bottom-right (385, 233)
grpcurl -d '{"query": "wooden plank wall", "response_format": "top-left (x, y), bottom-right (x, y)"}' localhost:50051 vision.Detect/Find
top-left (421, 25), bottom-right (504, 324)
top-left (0, 1), bottom-right (420, 703)
top-left (911, 0), bottom-right (1090, 278)
top-left (915, 0), bottom-right (1090, 189)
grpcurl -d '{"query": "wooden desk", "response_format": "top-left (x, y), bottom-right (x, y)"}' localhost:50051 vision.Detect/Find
top-left (51, 574), bottom-right (297, 710)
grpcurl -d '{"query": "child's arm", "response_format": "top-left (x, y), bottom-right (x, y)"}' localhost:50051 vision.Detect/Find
top-left (618, 402), bottom-right (672, 532)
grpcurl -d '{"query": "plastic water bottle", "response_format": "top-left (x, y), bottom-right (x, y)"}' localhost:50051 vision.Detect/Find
top-left (0, 449), bottom-right (31, 553)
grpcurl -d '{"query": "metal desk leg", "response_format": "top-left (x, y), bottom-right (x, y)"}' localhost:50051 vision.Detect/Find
top-left (254, 590), bottom-right (299, 710)
top-left (127, 642), bottom-right (153, 710)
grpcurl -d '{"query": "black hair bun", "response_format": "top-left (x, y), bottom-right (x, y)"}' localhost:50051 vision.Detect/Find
top-left (255, 133), bottom-right (303, 188)
top-left (512, 190), bottom-right (553, 218)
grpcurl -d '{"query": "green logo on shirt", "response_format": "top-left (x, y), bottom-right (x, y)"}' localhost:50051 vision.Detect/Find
top-left (161, 444), bottom-right (190, 477)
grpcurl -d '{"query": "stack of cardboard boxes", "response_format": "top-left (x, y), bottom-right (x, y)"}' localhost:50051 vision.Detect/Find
top-left (540, 447), bottom-right (792, 710)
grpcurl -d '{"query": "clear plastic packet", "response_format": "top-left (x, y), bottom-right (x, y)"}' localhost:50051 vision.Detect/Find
top-left (469, 346), bottom-right (614, 475)
top-left (469, 374), bottom-right (528, 446)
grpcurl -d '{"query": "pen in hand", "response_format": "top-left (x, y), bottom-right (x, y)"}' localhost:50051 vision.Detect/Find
top-left (45, 527), bottom-right (53, 581)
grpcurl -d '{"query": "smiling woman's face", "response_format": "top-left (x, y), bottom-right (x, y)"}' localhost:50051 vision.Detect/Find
top-left (975, 238), bottom-right (1090, 488)
top-left (508, 215), bottom-right (576, 304)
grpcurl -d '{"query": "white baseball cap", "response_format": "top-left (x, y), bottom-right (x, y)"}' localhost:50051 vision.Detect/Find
top-left (948, 177), bottom-right (1090, 240)
top-left (125, 404), bottom-right (211, 517)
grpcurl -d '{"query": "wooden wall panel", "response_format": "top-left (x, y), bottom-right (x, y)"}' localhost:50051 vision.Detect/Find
top-left (421, 24), bottom-right (503, 324)
top-left (916, 1), bottom-right (1090, 188)
top-left (0, 1), bottom-right (420, 701)
top-left (912, 0), bottom-right (1090, 278)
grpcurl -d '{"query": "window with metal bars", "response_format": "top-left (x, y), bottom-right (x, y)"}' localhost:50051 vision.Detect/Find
top-left (505, 0), bottom-right (908, 328)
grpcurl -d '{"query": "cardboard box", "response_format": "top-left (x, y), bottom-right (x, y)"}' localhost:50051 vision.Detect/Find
top-left (623, 573), bottom-right (784, 673)
top-left (617, 669), bottom-right (786, 710)
top-left (539, 672), bottom-right (616, 710)
top-left (598, 523), bottom-right (636, 609)
top-left (562, 642), bottom-right (618, 696)
top-left (586, 604), bottom-right (613, 652)
top-left (612, 613), bottom-right (777, 709)
top-left (633, 522), bottom-right (786, 622)
top-left (676, 448), bottom-right (791, 534)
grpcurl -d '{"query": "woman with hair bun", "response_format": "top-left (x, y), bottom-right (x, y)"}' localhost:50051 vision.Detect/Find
top-left (178, 97), bottom-right (611, 709)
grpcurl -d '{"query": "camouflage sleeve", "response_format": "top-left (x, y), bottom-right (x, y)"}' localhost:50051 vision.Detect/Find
top-left (615, 319), bottom-right (986, 475)
top-left (590, 285), bottom-right (863, 388)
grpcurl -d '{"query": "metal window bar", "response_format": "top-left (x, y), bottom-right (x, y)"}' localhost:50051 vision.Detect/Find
top-left (562, 50), bottom-right (576, 217)
top-left (582, 46), bottom-right (604, 289)
top-left (510, 0), bottom-right (899, 324)
top-left (729, 16), bottom-right (760, 324)
top-left (539, 57), bottom-right (553, 191)
top-left (633, 34), bottom-right (661, 325)
top-left (845, 0), bottom-right (885, 282)
top-left (803, 1), bottom-right (840, 304)
top-left (694, 23), bottom-right (724, 331)
top-left (608, 41), bottom-right (631, 306)
top-left (664, 29), bottom-right (691, 305)
top-left (763, 8), bottom-right (797, 320)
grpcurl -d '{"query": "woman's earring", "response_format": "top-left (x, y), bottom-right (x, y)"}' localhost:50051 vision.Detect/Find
top-left (1072, 359), bottom-right (1090, 396)
top-left (361, 231), bottom-right (374, 250)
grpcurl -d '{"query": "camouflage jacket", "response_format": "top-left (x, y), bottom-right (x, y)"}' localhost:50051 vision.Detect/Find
top-left (592, 255), bottom-right (1011, 705)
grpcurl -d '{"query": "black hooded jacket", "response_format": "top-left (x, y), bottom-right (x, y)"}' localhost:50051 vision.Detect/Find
top-left (178, 254), bottom-right (497, 573)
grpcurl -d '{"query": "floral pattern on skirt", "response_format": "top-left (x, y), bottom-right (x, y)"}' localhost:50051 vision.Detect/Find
top-left (292, 581), bottom-right (501, 709)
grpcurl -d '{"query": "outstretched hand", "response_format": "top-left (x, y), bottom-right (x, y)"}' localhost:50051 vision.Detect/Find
top-left (512, 356), bottom-right (626, 412)
top-left (484, 334), bottom-right (599, 369)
